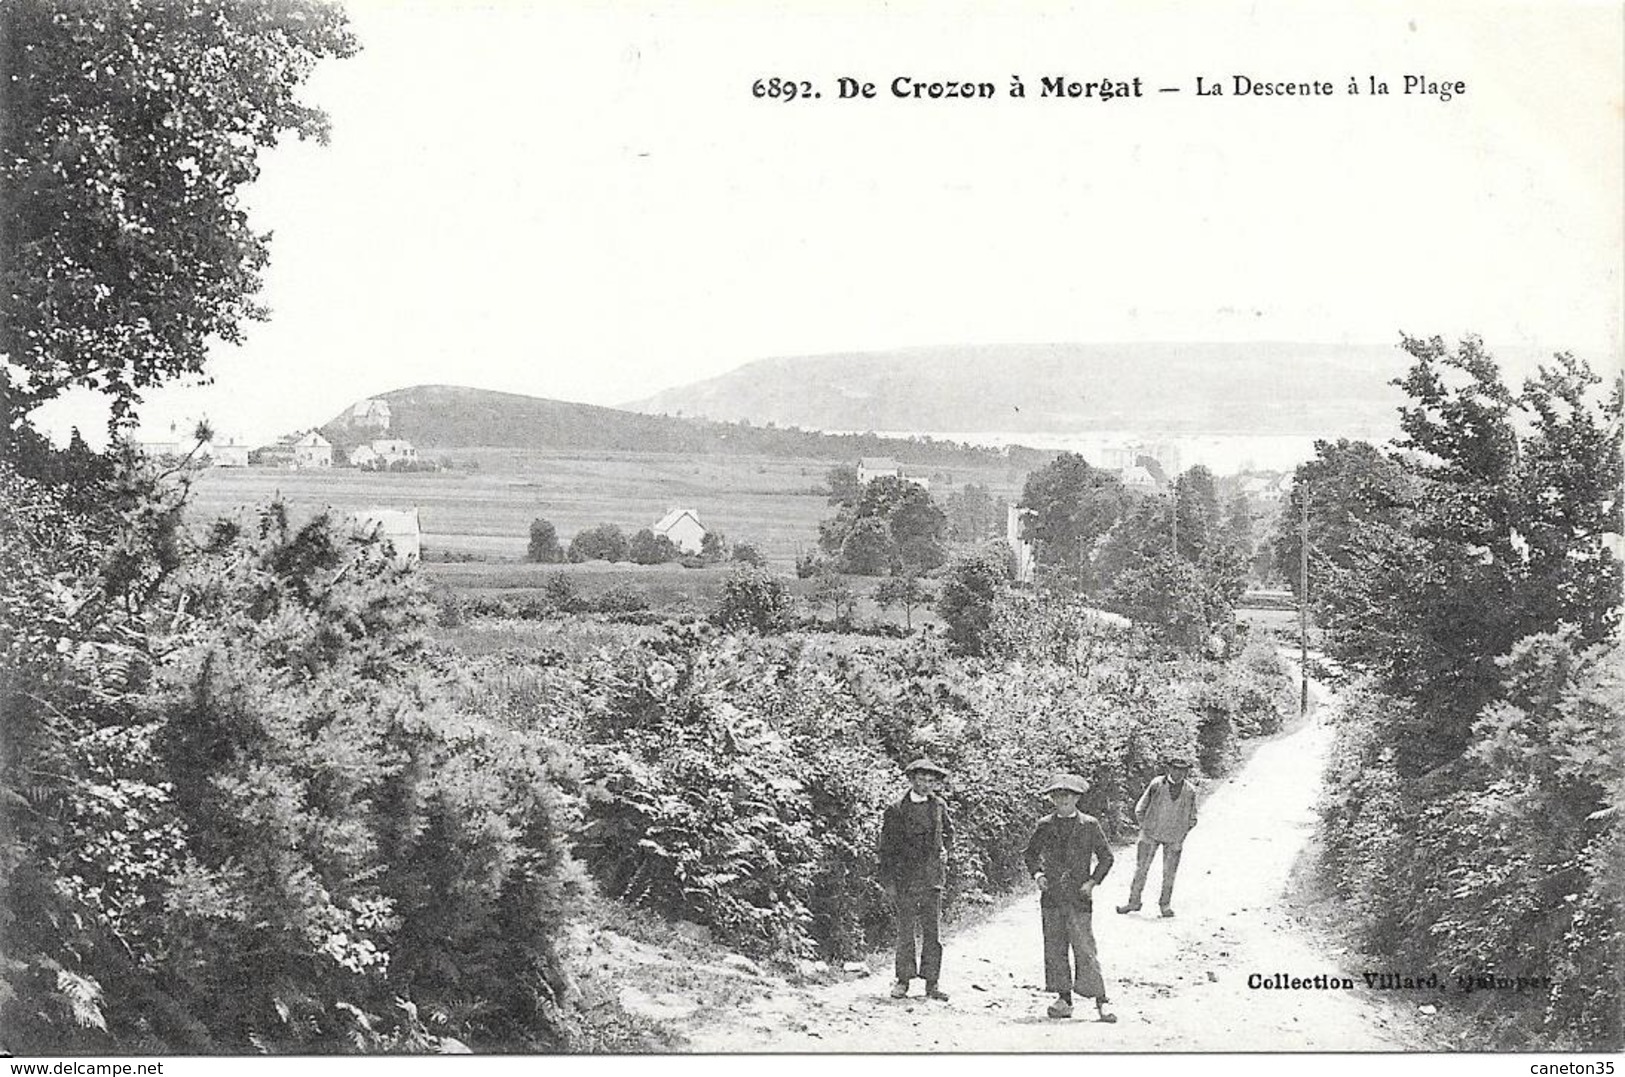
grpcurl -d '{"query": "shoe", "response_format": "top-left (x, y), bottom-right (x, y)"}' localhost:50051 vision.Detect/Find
top-left (1115, 903), bottom-right (1141, 914)
top-left (1160, 906), bottom-right (1175, 918)
top-left (890, 981), bottom-right (909, 998)
top-left (925, 984), bottom-right (949, 1001)
top-left (1097, 1007), bottom-right (1118, 1024)
top-left (1046, 998), bottom-right (1074, 1019)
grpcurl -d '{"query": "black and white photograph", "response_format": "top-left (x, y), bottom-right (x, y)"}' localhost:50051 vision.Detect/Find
top-left (1, 0), bottom-right (1621, 1064)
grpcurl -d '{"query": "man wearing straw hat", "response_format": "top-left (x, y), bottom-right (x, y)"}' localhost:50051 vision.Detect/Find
top-left (1023, 773), bottom-right (1117, 1022)
top-left (878, 757), bottom-right (955, 1001)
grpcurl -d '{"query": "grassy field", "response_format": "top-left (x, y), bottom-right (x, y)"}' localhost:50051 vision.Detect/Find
top-left (187, 447), bottom-right (1026, 564)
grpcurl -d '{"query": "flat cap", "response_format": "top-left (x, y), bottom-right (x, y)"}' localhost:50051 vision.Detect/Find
top-left (1042, 773), bottom-right (1090, 795)
top-left (904, 757), bottom-right (949, 777)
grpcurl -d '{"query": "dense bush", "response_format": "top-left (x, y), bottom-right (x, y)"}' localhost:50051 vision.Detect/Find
top-left (567, 524), bottom-right (628, 564)
top-left (935, 544), bottom-right (1012, 656)
top-left (527, 518), bottom-right (564, 563)
top-left (1318, 633), bottom-right (1622, 1049)
top-left (0, 458), bottom-right (590, 1053)
top-left (713, 566), bottom-right (792, 633)
top-left (466, 592), bottom-right (1293, 963)
top-left (626, 528), bottom-right (679, 565)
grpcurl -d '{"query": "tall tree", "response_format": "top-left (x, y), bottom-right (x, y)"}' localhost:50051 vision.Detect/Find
top-left (0, 1), bottom-right (358, 436)
top-left (1018, 452), bottom-right (1124, 590)
top-left (1295, 336), bottom-right (1622, 769)
top-left (817, 475), bottom-right (947, 575)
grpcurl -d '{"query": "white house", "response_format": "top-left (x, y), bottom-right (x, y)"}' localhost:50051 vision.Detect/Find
top-left (203, 438), bottom-right (250, 467)
top-left (652, 508), bottom-right (708, 554)
top-left (857, 456), bottom-right (930, 490)
top-left (354, 508), bottom-right (421, 563)
top-left (1118, 465), bottom-right (1158, 494)
top-left (351, 439), bottom-right (418, 469)
top-left (1007, 503), bottom-right (1036, 585)
top-left (370, 439), bottom-right (418, 466)
top-left (858, 457), bottom-right (903, 484)
top-left (291, 431), bottom-right (332, 469)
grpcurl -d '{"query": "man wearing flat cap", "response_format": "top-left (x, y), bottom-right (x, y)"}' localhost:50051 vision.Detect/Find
top-left (1118, 754), bottom-right (1199, 918)
top-left (878, 758), bottom-right (955, 1001)
top-left (1023, 773), bottom-right (1116, 1022)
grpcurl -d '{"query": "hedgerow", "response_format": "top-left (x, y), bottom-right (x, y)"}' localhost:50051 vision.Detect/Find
top-left (1317, 633), bottom-right (1622, 1048)
top-left (1, 457), bottom-right (592, 1053)
top-left (464, 594), bottom-right (1294, 962)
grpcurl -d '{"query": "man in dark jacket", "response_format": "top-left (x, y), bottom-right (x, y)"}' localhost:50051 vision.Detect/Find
top-left (878, 758), bottom-right (954, 1001)
top-left (1023, 773), bottom-right (1116, 1022)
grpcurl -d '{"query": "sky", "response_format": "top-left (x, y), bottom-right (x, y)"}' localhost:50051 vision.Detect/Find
top-left (30, 0), bottom-right (1625, 447)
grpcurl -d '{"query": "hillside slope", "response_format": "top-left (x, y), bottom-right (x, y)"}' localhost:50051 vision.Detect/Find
top-left (320, 385), bottom-right (1050, 467)
top-left (624, 342), bottom-right (1419, 435)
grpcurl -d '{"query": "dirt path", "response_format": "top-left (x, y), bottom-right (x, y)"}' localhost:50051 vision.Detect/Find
top-left (678, 666), bottom-right (1437, 1051)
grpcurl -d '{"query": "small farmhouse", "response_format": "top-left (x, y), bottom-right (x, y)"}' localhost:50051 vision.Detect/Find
top-left (652, 508), bottom-right (707, 554)
top-left (203, 438), bottom-right (250, 467)
top-left (291, 431), bottom-right (332, 469)
top-left (857, 457), bottom-right (903, 484)
top-left (354, 507), bottom-right (421, 563)
top-left (857, 457), bottom-right (930, 490)
top-left (350, 439), bottom-right (419, 469)
top-left (1117, 465), bottom-right (1158, 494)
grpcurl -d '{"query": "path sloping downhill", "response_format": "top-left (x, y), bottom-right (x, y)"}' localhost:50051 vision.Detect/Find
top-left (680, 671), bottom-right (1439, 1052)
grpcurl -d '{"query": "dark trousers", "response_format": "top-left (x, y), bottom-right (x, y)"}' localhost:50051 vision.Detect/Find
top-left (1040, 897), bottom-right (1107, 1000)
top-left (893, 886), bottom-right (943, 984)
top-left (1128, 838), bottom-right (1183, 909)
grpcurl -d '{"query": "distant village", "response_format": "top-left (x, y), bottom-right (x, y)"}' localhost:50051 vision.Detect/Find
top-left (139, 398), bottom-right (427, 472)
top-left (139, 398), bottom-right (1298, 574)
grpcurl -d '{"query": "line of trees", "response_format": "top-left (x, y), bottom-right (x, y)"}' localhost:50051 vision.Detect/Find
top-left (1278, 336), bottom-right (1622, 1049)
top-left (1015, 454), bottom-right (1254, 654)
top-left (526, 517), bottom-right (743, 566)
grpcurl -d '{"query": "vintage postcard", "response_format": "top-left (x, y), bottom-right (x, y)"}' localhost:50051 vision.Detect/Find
top-left (2, 0), bottom-right (1620, 1069)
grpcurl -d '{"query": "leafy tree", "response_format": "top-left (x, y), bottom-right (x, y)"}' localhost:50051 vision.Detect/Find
top-left (838, 516), bottom-right (893, 576)
top-left (0, 1), bottom-right (358, 434)
top-left (627, 527), bottom-right (680, 565)
top-left (875, 572), bottom-right (933, 630)
top-left (809, 566), bottom-right (858, 628)
top-left (1173, 465), bottom-right (1221, 562)
top-left (714, 565), bottom-right (791, 633)
top-left (1018, 452), bottom-right (1124, 589)
top-left (935, 544), bottom-right (1011, 656)
top-left (568, 523), bottom-right (628, 563)
top-left (730, 541), bottom-right (765, 566)
top-left (818, 475), bottom-right (947, 575)
top-left (1093, 470), bottom-right (1249, 651)
top-left (699, 530), bottom-right (729, 563)
top-left (528, 517), bottom-right (563, 563)
top-left (1298, 337), bottom-right (1622, 767)
top-left (945, 483), bottom-right (998, 543)
top-left (825, 464), bottom-right (861, 508)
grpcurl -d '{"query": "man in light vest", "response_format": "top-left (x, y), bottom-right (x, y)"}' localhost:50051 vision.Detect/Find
top-left (1116, 754), bottom-right (1199, 918)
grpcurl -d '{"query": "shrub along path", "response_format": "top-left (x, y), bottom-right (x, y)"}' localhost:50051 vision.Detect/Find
top-left (675, 665), bottom-right (1447, 1051)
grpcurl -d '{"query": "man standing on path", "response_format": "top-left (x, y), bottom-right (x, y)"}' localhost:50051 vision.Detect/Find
top-left (1117, 754), bottom-right (1199, 918)
top-left (878, 758), bottom-right (954, 1001)
top-left (1024, 773), bottom-right (1116, 1022)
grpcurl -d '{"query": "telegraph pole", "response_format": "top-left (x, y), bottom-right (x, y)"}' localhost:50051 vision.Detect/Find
top-left (1299, 487), bottom-right (1310, 718)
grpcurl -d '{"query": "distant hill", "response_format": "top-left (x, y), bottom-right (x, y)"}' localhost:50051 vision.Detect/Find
top-left (623, 342), bottom-right (1431, 436)
top-left (319, 385), bottom-right (1051, 468)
